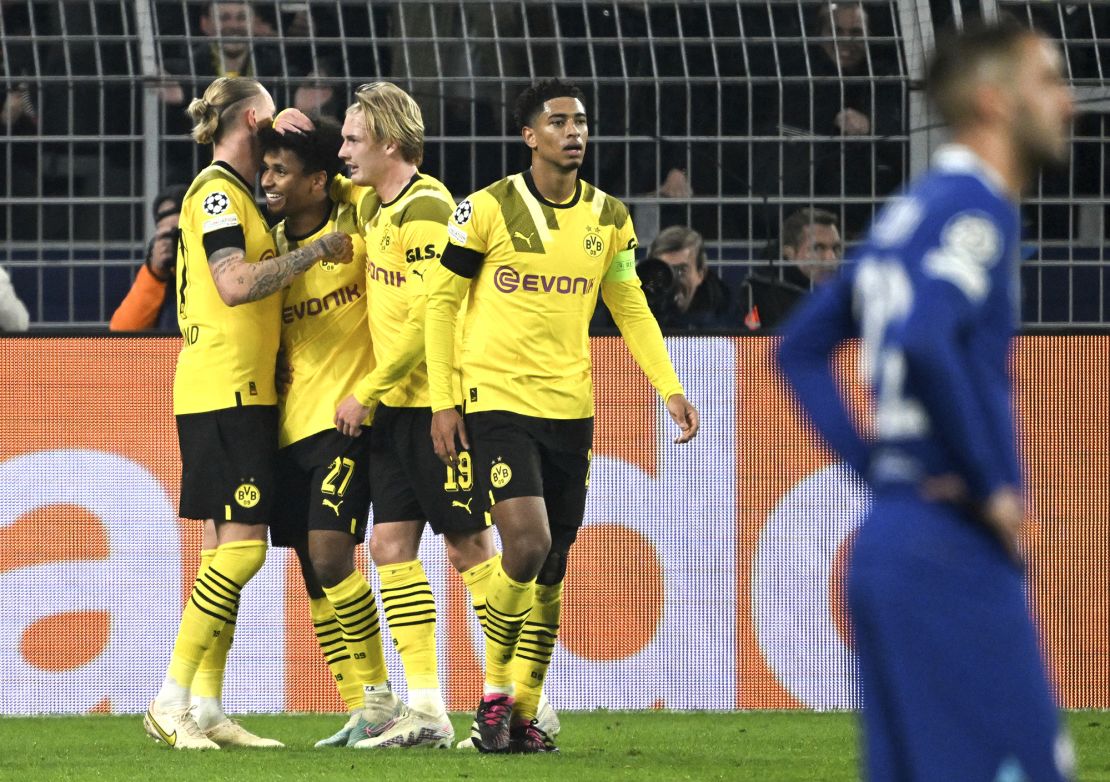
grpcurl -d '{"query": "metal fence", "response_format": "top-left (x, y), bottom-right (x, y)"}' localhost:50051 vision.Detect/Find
top-left (0, 0), bottom-right (1106, 327)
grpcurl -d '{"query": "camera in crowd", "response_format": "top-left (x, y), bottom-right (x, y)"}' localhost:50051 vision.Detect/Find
top-left (636, 256), bottom-right (677, 322)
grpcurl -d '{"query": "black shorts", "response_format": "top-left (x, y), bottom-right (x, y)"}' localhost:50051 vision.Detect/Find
top-left (369, 404), bottom-right (487, 535)
top-left (465, 410), bottom-right (593, 550)
top-left (270, 428), bottom-right (372, 548)
top-left (176, 405), bottom-right (279, 524)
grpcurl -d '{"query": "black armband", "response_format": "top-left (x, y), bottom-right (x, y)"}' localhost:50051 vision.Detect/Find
top-left (440, 243), bottom-right (484, 279)
top-left (202, 225), bottom-right (246, 261)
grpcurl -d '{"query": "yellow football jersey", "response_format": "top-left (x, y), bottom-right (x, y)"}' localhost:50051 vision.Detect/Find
top-left (275, 199), bottom-right (373, 447)
top-left (350, 173), bottom-right (455, 409)
top-left (426, 171), bottom-right (683, 419)
top-left (173, 162), bottom-right (281, 414)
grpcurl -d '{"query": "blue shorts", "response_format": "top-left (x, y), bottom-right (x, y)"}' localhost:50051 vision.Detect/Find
top-left (847, 493), bottom-right (1072, 781)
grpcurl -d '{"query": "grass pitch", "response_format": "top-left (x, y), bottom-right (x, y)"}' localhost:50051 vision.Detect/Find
top-left (1, 711), bottom-right (1107, 781)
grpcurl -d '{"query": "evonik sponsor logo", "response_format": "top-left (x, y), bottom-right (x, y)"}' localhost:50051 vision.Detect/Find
top-left (368, 261), bottom-right (406, 288)
top-left (282, 284), bottom-right (362, 323)
top-left (492, 265), bottom-right (595, 296)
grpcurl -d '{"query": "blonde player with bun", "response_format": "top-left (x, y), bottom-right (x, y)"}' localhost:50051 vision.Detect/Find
top-left (143, 76), bottom-right (353, 750)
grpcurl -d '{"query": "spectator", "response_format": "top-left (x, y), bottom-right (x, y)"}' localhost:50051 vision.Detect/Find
top-left (752, 3), bottom-right (905, 236)
top-left (292, 58), bottom-right (346, 122)
top-left (109, 185), bottom-right (187, 332)
top-left (160, 2), bottom-right (285, 183)
top-left (648, 226), bottom-right (737, 331)
top-left (278, 4), bottom-right (343, 83)
top-left (0, 0), bottom-right (39, 240)
top-left (741, 207), bottom-right (843, 331)
top-left (0, 262), bottom-right (30, 331)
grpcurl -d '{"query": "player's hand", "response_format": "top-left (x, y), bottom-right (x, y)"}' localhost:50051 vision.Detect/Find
top-left (431, 408), bottom-right (469, 465)
top-left (920, 473), bottom-right (968, 505)
top-left (315, 232), bottom-right (353, 265)
top-left (982, 485), bottom-right (1025, 564)
top-left (274, 349), bottom-right (293, 395)
top-left (666, 394), bottom-right (700, 444)
top-left (334, 394), bottom-right (371, 437)
top-left (273, 107), bottom-right (314, 135)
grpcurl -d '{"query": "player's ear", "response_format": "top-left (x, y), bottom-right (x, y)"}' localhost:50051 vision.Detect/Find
top-left (974, 81), bottom-right (1012, 126)
top-left (782, 245), bottom-right (796, 262)
top-left (522, 126), bottom-right (537, 150)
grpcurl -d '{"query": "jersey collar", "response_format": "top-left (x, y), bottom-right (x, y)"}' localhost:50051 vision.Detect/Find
top-left (283, 199), bottom-right (334, 242)
top-left (522, 169), bottom-right (581, 209)
top-left (932, 144), bottom-right (1008, 199)
top-left (381, 171), bottom-right (422, 208)
top-left (211, 160), bottom-right (255, 197)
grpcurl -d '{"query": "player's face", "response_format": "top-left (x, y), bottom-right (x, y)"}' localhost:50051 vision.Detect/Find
top-left (786, 223), bottom-right (843, 283)
top-left (1011, 36), bottom-right (1075, 170)
top-left (260, 149), bottom-right (318, 220)
top-left (525, 97), bottom-right (588, 172)
top-left (339, 111), bottom-right (384, 186)
top-left (657, 245), bottom-right (704, 313)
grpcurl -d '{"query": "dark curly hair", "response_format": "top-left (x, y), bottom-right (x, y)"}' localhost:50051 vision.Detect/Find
top-left (512, 79), bottom-right (587, 132)
top-left (257, 114), bottom-right (344, 182)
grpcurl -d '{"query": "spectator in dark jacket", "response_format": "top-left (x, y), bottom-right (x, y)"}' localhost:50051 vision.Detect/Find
top-left (159, 2), bottom-right (286, 182)
top-left (648, 226), bottom-right (738, 331)
top-left (742, 207), bottom-right (843, 331)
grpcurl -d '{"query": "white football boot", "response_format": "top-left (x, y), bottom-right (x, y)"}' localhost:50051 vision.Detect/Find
top-left (143, 702), bottom-right (220, 750)
top-left (352, 707), bottom-right (454, 749)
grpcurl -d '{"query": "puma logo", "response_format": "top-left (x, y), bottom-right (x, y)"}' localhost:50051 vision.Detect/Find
top-left (322, 498), bottom-right (344, 516)
top-left (412, 268), bottom-right (425, 280)
top-left (513, 230), bottom-right (536, 248)
top-left (451, 498), bottom-right (474, 514)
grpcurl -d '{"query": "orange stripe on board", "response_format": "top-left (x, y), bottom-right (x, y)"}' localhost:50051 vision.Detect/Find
top-left (592, 336), bottom-right (658, 478)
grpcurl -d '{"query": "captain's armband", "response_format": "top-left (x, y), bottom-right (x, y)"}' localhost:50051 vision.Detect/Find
top-left (603, 249), bottom-right (637, 283)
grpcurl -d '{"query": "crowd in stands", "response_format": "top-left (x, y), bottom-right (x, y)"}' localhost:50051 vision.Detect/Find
top-left (0, 1), bottom-right (1105, 329)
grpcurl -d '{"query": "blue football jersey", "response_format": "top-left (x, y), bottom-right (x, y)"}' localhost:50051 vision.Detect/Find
top-left (778, 145), bottom-right (1022, 499)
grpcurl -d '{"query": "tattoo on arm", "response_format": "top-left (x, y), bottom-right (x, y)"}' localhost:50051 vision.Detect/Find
top-left (207, 241), bottom-right (326, 304)
top-left (208, 247), bottom-right (247, 295)
top-left (245, 243), bottom-right (322, 301)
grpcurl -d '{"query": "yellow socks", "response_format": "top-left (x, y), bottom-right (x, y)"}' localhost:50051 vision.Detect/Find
top-left (460, 554), bottom-right (499, 633)
top-left (378, 559), bottom-right (439, 700)
top-left (192, 549), bottom-right (236, 704)
top-left (483, 563), bottom-right (536, 690)
top-left (309, 597), bottom-right (363, 711)
top-left (321, 569), bottom-right (388, 689)
top-left (160, 540), bottom-right (266, 709)
top-left (512, 581), bottom-right (563, 722)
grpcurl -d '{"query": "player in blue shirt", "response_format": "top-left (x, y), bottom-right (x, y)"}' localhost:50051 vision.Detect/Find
top-left (777, 21), bottom-right (1076, 781)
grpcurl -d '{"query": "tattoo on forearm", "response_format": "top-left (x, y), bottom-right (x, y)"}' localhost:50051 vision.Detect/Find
top-left (245, 243), bottom-right (322, 301)
top-left (208, 241), bottom-right (329, 303)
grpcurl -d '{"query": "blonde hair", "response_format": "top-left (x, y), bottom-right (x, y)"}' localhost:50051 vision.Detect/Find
top-left (186, 76), bottom-right (266, 145)
top-left (347, 82), bottom-right (425, 165)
